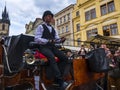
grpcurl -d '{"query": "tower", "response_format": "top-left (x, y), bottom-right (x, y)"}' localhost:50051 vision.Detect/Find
top-left (0, 5), bottom-right (10, 37)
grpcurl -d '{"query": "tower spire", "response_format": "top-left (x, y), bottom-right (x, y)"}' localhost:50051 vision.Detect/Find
top-left (0, 2), bottom-right (10, 37)
top-left (2, 4), bottom-right (10, 25)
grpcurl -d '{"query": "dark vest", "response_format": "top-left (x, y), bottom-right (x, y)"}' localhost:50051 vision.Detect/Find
top-left (41, 24), bottom-right (55, 40)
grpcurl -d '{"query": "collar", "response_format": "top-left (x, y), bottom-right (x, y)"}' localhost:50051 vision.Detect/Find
top-left (44, 22), bottom-right (51, 26)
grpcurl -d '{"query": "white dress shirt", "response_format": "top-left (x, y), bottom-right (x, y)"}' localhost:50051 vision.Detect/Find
top-left (34, 22), bottom-right (60, 45)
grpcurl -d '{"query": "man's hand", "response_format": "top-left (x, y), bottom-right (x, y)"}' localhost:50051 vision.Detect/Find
top-left (47, 39), bottom-right (55, 45)
top-left (48, 39), bottom-right (55, 44)
top-left (60, 37), bottom-right (66, 43)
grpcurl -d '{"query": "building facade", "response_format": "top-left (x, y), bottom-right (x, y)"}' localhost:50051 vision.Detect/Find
top-left (54, 4), bottom-right (74, 46)
top-left (0, 6), bottom-right (10, 37)
top-left (25, 18), bottom-right (43, 35)
top-left (73, 0), bottom-right (120, 46)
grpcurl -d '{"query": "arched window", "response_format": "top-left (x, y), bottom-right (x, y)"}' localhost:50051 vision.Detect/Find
top-left (2, 24), bottom-right (5, 30)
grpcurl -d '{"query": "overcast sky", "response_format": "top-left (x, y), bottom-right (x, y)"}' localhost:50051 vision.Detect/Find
top-left (0, 0), bottom-right (76, 36)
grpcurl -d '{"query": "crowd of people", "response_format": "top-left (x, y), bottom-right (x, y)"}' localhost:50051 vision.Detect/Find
top-left (76, 44), bottom-right (120, 90)
top-left (77, 43), bottom-right (120, 69)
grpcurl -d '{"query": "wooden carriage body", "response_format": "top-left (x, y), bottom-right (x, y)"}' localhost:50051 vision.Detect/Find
top-left (0, 52), bottom-right (104, 90)
top-left (0, 34), bottom-right (105, 90)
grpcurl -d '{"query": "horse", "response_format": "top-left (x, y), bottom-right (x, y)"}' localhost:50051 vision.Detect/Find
top-left (0, 34), bottom-right (35, 90)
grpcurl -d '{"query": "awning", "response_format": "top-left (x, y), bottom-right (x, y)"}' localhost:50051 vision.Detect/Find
top-left (64, 46), bottom-right (80, 51)
top-left (85, 34), bottom-right (120, 46)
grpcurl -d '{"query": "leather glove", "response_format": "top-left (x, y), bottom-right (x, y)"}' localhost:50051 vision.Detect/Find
top-left (48, 39), bottom-right (55, 45)
top-left (48, 39), bottom-right (53, 43)
top-left (48, 39), bottom-right (55, 44)
top-left (60, 37), bottom-right (66, 43)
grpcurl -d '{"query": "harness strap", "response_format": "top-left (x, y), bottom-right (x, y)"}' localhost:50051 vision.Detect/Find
top-left (2, 45), bottom-right (12, 73)
top-left (2, 45), bottom-right (25, 73)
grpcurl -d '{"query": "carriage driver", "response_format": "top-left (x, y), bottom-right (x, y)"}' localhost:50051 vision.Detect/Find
top-left (34, 10), bottom-right (70, 89)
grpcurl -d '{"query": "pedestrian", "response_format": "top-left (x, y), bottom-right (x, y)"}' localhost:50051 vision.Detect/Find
top-left (34, 10), bottom-right (71, 89)
top-left (78, 44), bottom-right (87, 58)
top-left (65, 50), bottom-right (74, 80)
top-left (114, 47), bottom-right (120, 68)
top-left (100, 44), bottom-right (111, 90)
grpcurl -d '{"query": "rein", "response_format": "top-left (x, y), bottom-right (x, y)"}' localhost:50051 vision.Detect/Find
top-left (2, 45), bottom-right (25, 73)
top-left (2, 45), bottom-right (12, 73)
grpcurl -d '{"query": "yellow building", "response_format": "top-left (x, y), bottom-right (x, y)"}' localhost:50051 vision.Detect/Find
top-left (73, 0), bottom-right (120, 46)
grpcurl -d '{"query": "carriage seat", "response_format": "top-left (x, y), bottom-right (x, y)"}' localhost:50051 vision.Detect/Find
top-left (29, 41), bottom-right (40, 49)
top-left (29, 42), bottom-right (60, 64)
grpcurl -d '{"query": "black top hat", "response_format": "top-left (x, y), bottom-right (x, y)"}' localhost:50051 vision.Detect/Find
top-left (42, 10), bottom-right (54, 21)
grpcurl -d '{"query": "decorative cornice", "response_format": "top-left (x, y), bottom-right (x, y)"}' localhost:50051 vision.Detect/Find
top-left (78, 0), bottom-right (96, 8)
top-left (55, 4), bottom-right (74, 16)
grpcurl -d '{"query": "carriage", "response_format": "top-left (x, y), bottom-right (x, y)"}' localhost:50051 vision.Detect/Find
top-left (0, 34), bottom-right (119, 90)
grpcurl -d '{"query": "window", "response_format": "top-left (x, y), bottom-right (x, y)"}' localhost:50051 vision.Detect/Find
top-left (57, 19), bottom-right (59, 25)
top-left (62, 27), bottom-right (64, 33)
top-left (101, 4), bottom-right (107, 15)
top-left (77, 38), bottom-right (81, 46)
top-left (91, 8), bottom-right (96, 19)
top-left (87, 30), bottom-right (92, 39)
top-left (110, 23), bottom-right (118, 35)
top-left (108, 1), bottom-right (115, 13)
top-left (87, 28), bottom-right (98, 39)
top-left (60, 18), bottom-right (62, 24)
top-left (102, 23), bottom-right (118, 36)
top-left (85, 11), bottom-right (90, 21)
top-left (57, 19), bottom-right (60, 25)
top-left (103, 25), bottom-right (110, 36)
top-left (85, 8), bottom-right (96, 21)
top-left (76, 23), bottom-right (80, 31)
top-left (66, 25), bottom-right (68, 32)
top-left (76, 11), bottom-right (79, 17)
top-left (67, 13), bottom-right (70, 20)
top-left (2, 24), bottom-right (5, 30)
top-left (64, 16), bottom-right (66, 22)
top-left (101, 1), bottom-right (115, 16)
